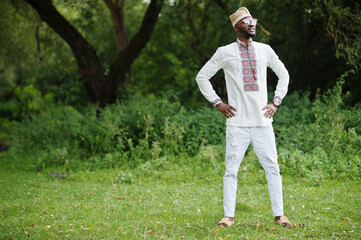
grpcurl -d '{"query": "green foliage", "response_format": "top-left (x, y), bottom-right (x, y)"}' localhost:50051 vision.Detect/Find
top-left (4, 94), bottom-right (225, 171)
top-left (116, 171), bottom-right (134, 184)
top-left (2, 82), bottom-right (361, 182)
top-left (0, 79), bottom-right (53, 120)
top-left (319, 0), bottom-right (361, 71)
top-left (276, 81), bottom-right (361, 181)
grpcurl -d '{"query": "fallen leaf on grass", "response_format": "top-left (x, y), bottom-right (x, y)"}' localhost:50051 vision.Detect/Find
top-left (294, 223), bottom-right (305, 228)
top-left (256, 222), bottom-right (264, 230)
top-left (115, 197), bottom-right (125, 200)
top-left (30, 224), bottom-right (34, 228)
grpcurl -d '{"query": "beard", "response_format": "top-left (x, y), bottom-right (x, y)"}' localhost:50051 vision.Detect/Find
top-left (243, 28), bottom-right (256, 38)
top-left (246, 32), bottom-right (256, 38)
top-left (237, 27), bottom-right (256, 39)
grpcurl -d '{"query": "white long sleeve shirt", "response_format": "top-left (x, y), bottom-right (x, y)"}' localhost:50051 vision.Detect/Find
top-left (196, 39), bottom-right (289, 127)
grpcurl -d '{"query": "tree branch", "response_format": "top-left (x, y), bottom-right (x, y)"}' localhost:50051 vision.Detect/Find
top-left (184, 1), bottom-right (210, 64)
top-left (186, 0), bottom-right (198, 38)
top-left (213, 0), bottom-right (230, 13)
top-left (103, 0), bottom-right (128, 52)
top-left (257, 23), bottom-right (271, 36)
top-left (108, 0), bottom-right (164, 83)
top-left (35, 19), bottom-right (43, 62)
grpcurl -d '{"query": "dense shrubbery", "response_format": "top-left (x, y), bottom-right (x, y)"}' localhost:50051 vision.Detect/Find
top-left (1, 82), bottom-right (360, 181)
top-left (3, 94), bottom-right (225, 171)
top-left (276, 81), bottom-right (361, 181)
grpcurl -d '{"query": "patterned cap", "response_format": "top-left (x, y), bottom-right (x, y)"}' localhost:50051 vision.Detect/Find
top-left (230, 7), bottom-right (252, 27)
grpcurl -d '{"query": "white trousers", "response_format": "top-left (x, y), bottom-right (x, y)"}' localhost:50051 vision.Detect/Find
top-left (223, 125), bottom-right (284, 217)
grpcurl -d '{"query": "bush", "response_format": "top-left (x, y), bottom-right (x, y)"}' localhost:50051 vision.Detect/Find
top-left (276, 81), bottom-right (361, 180)
top-left (4, 94), bottom-right (225, 171)
top-left (1, 82), bottom-right (360, 181)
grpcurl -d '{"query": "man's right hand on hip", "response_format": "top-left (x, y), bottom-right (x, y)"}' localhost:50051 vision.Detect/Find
top-left (216, 103), bottom-right (237, 118)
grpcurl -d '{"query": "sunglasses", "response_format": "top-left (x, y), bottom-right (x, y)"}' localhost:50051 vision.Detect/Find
top-left (241, 18), bottom-right (257, 26)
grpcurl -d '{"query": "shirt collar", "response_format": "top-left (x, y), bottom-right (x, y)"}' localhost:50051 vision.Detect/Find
top-left (237, 38), bottom-right (253, 47)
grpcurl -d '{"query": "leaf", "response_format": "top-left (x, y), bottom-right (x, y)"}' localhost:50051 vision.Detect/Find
top-left (294, 223), bottom-right (305, 228)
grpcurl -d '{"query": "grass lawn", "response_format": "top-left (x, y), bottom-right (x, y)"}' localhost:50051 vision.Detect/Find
top-left (0, 166), bottom-right (360, 239)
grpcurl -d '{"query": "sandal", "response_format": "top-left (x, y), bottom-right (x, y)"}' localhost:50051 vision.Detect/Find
top-left (217, 217), bottom-right (234, 227)
top-left (275, 216), bottom-right (293, 228)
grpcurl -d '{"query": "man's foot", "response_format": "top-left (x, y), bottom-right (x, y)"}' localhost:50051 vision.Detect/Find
top-left (217, 217), bottom-right (234, 227)
top-left (275, 216), bottom-right (293, 228)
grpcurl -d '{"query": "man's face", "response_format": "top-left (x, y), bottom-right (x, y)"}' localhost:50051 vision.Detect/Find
top-left (234, 18), bottom-right (257, 38)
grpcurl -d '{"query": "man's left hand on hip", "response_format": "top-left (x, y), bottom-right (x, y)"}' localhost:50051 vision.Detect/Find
top-left (262, 103), bottom-right (277, 119)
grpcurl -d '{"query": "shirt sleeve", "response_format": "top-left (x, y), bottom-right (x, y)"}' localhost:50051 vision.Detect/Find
top-left (266, 45), bottom-right (289, 100)
top-left (195, 48), bottom-right (224, 104)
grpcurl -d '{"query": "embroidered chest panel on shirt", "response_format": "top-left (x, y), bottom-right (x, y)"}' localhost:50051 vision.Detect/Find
top-left (239, 44), bottom-right (258, 92)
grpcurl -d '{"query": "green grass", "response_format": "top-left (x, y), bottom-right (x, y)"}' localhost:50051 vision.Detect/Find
top-left (0, 166), bottom-right (360, 239)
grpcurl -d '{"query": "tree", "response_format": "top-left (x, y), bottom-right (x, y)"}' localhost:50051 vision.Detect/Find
top-left (25, 0), bottom-right (164, 106)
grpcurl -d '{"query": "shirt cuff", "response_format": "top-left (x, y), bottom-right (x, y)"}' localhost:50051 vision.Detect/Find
top-left (273, 96), bottom-right (283, 105)
top-left (212, 98), bottom-right (223, 107)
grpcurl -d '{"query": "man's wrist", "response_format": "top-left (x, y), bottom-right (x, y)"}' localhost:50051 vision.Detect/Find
top-left (212, 98), bottom-right (223, 107)
top-left (273, 96), bottom-right (282, 107)
top-left (272, 102), bottom-right (279, 108)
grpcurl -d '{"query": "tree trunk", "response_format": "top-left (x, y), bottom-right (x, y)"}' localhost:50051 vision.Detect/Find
top-left (103, 0), bottom-right (131, 83)
top-left (26, 0), bottom-right (112, 105)
top-left (25, 0), bottom-right (164, 106)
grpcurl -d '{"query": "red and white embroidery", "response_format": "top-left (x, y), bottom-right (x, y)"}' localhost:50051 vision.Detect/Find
top-left (239, 43), bottom-right (258, 92)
